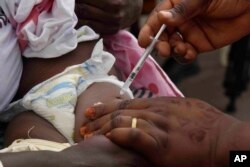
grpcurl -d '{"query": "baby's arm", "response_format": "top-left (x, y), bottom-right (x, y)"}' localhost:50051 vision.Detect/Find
top-left (13, 40), bottom-right (97, 100)
top-left (4, 111), bottom-right (67, 146)
top-left (74, 82), bottom-right (131, 142)
top-left (6, 39), bottom-right (130, 144)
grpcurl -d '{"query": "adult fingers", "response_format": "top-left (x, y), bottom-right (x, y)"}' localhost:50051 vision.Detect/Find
top-left (138, 0), bottom-right (173, 48)
top-left (83, 110), bottom-right (168, 136)
top-left (85, 116), bottom-right (154, 138)
top-left (84, 98), bottom-right (152, 120)
top-left (106, 127), bottom-right (168, 159)
top-left (155, 31), bottom-right (171, 57)
top-left (157, 0), bottom-right (208, 26)
top-left (169, 32), bottom-right (197, 63)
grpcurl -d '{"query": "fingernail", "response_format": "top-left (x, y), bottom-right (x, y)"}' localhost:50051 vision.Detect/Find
top-left (84, 133), bottom-right (93, 139)
top-left (159, 11), bottom-right (173, 19)
top-left (85, 107), bottom-right (95, 119)
top-left (80, 127), bottom-right (87, 137)
top-left (93, 102), bottom-right (103, 106)
top-left (105, 132), bottom-right (111, 138)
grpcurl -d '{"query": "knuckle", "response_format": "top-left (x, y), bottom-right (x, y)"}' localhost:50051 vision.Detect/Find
top-left (152, 107), bottom-right (164, 114)
top-left (111, 116), bottom-right (123, 128)
top-left (117, 99), bottom-right (132, 110)
top-left (172, 3), bottom-right (186, 17)
top-left (110, 110), bottom-right (122, 119)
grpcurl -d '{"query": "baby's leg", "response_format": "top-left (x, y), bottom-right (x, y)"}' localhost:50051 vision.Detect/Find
top-left (4, 111), bottom-right (67, 146)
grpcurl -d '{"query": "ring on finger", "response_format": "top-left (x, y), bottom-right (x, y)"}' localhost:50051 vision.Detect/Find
top-left (131, 118), bottom-right (137, 128)
top-left (176, 31), bottom-right (183, 40)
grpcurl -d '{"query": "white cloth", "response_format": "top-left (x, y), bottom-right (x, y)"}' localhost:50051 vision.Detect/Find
top-left (0, 8), bottom-right (22, 112)
top-left (2, 40), bottom-right (133, 144)
top-left (0, 139), bottom-right (70, 152)
top-left (0, 0), bottom-right (99, 112)
top-left (0, 0), bottom-right (99, 58)
top-left (0, 160), bottom-right (3, 167)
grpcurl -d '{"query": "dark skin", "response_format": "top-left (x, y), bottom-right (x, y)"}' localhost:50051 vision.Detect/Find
top-left (82, 97), bottom-right (250, 167)
top-left (75, 0), bottom-right (143, 34)
top-left (4, 41), bottom-right (149, 167)
top-left (1, 136), bottom-right (150, 167)
top-left (6, 39), bottom-right (129, 144)
top-left (139, 0), bottom-right (250, 63)
top-left (1, 1), bottom-right (146, 166)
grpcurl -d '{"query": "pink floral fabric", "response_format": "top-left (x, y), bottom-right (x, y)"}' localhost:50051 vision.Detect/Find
top-left (104, 30), bottom-right (183, 97)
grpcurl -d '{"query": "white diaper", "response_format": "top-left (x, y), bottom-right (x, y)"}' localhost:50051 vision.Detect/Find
top-left (1, 39), bottom-right (133, 144)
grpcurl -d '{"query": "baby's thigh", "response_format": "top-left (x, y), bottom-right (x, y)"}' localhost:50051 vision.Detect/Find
top-left (4, 111), bottom-right (67, 146)
top-left (74, 82), bottom-right (131, 142)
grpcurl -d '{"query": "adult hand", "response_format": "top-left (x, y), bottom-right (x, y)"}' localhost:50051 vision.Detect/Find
top-left (75, 0), bottom-right (143, 34)
top-left (81, 97), bottom-right (249, 167)
top-left (61, 135), bottom-right (151, 167)
top-left (139, 0), bottom-right (250, 63)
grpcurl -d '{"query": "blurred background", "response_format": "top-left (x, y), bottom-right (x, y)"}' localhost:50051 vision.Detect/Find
top-left (130, 0), bottom-right (250, 120)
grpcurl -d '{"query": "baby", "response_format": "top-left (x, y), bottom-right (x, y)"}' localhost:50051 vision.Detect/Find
top-left (1, 39), bottom-right (133, 152)
top-left (0, 0), bottom-right (182, 152)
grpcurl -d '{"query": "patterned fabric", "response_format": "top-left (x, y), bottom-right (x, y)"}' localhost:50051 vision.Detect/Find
top-left (0, 7), bottom-right (8, 28)
top-left (132, 88), bottom-right (155, 98)
top-left (104, 31), bottom-right (184, 98)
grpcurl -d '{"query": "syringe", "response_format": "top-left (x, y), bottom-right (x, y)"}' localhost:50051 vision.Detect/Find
top-left (120, 24), bottom-right (167, 95)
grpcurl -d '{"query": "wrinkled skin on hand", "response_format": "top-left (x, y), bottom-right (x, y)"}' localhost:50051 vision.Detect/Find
top-left (75, 0), bottom-right (143, 34)
top-left (81, 97), bottom-right (248, 167)
top-left (138, 0), bottom-right (250, 63)
top-left (61, 136), bottom-right (151, 167)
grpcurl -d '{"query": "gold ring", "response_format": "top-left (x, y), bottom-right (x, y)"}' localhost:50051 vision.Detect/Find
top-left (131, 118), bottom-right (137, 128)
top-left (176, 31), bottom-right (183, 40)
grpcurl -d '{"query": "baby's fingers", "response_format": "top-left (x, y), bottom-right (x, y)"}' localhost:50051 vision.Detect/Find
top-left (84, 99), bottom-right (151, 120)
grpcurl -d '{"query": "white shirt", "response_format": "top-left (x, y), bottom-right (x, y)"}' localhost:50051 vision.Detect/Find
top-left (0, 8), bottom-right (22, 112)
top-left (0, 1), bottom-right (99, 112)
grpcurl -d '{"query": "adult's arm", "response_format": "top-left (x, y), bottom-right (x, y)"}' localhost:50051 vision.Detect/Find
top-left (138, 0), bottom-right (250, 63)
top-left (82, 97), bottom-right (250, 167)
top-left (75, 0), bottom-right (143, 34)
top-left (0, 136), bottom-right (150, 167)
top-left (0, 151), bottom-right (60, 167)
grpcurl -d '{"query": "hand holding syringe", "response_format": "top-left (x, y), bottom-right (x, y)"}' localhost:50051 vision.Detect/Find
top-left (120, 24), bottom-right (167, 95)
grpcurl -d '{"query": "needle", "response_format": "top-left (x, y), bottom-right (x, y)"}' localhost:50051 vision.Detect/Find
top-left (120, 24), bottom-right (167, 95)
